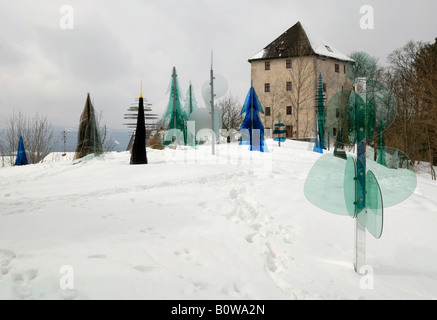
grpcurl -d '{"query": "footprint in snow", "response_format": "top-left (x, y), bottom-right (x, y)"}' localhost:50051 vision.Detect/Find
top-left (134, 265), bottom-right (161, 274)
top-left (0, 249), bottom-right (16, 276)
top-left (245, 233), bottom-right (257, 244)
top-left (11, 269), bottom-right (38, 299)
top-left (192, 281), bottom-right (209, 291)
top-left (59, 289), bottom-right (79, 300)
top-left (229, 188), bottom-right (238, 200)
top-left (88, 254), bottom-right (107, 259)
top-left (174, 248), bottom-right (194, 261)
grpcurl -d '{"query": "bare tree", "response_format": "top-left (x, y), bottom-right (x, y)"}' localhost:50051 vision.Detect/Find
top-left (384, 42), bottom-right (423, 164)
top-left (218, 93), bottom-right (243, 131)
top-left (96, 109), bottom-right (117, 152)
top-left (383, 40), bottom-right (437, 180)
top-left (0, 129), bottom-right (6, 167)
top-left (413, 39), bottom-right (437, 179)
top-left (26, 113), bottom-right (56, 164)
top-left (216, 93), bottom-right (244, 143)
top-left (4, 111), bottom-right (27, 165)
top-left (3, 111), bottom-right (56, 165)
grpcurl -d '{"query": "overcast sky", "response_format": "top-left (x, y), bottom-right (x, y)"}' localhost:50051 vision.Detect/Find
top-left (1, 0), bottom-right (436, 129)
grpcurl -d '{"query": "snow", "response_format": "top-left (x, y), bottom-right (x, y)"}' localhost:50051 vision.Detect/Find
top-left (250, 49), bottom-right (266, 61)
top-left (0, 140), bottom-right (436, 300)
top-left (302, 22), bottom-right (352, 62)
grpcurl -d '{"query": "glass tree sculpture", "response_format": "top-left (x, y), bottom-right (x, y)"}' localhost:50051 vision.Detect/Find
top-left (184, 81), bottom-right (199, 117)
top-left (130, 82), bottom-right (148, 165)
top-left (123, 91), bottom-right (158, 145)
top-left (162, 67), bottom-right (187, 146)
top-left (304, 52), bottom-right (417, 273)
top-left (15, 136), bottom-right (28, 166)
top-left (73, 93), bottom-right (104, 161)
top-left (316, 73), bottom-right (326, 151)
top-left (240, 81), bottom-right (267, 152)
top-left (183, 81), bottom-right (199, 147)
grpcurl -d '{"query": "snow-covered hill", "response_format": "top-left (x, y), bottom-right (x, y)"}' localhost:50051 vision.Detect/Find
top-left (0, 140), bottom-right (436, 300)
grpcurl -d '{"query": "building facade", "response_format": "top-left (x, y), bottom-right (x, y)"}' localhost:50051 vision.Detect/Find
top-left (249, 22), bottom-right (352, 141)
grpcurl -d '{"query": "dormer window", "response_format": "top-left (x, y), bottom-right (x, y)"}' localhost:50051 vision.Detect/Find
top-left (274, 45), bottom-right (288, 54)
top-left (325, 45), bottom-right (333, 53)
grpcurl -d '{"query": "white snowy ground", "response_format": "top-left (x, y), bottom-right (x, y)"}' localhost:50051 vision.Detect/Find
top-left (0, 140), bottom-right (436, 300)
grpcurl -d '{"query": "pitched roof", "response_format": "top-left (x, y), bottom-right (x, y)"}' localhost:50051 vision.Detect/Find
top-left (249, 22), bottom-right (351, 62)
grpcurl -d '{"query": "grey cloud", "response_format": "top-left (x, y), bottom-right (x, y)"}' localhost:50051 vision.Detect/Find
top-left (33, 25), bottom-right (134, 84)
top-left (1, 0), bottom-right (436, 129)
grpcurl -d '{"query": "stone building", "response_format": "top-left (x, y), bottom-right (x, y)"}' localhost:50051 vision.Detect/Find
top-left (248, 22), bottom-right (352, 141)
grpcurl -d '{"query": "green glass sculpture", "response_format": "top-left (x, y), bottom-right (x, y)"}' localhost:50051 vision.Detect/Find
top-left (304, 52), bottom-right (417, 273)
top-left (162, 67), bottom-right (188, 146)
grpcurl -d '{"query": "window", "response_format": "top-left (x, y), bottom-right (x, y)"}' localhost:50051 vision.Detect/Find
top-left (333, 128), bottom-right (337, 137)
top-left (335, 64), bottom-right (340, 73)
top-left (336, 108), bottom-right (341, 118)
top-left (286, 106), bottom-right (292, 115)
top-left (286, 59), bottom-right (292, 69)
top-left (265, 61), bottom-right (271, 71)
top-left (325, 45), bottom-right (333, 53)
top-left (264, 83), bottom-right (270, 93)
top-left (344, 65), bottom-right (346, 74)
top-left (265, 107), bottom-right (271, 116)
top-left (286, 81), bottom-right (292, 91)
top-left (323, 83), bottom-right (327, 93)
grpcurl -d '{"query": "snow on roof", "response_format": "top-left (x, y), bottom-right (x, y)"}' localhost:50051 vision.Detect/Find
top-left (301, 22), bottom-right (352, 62)
top-left (250, 49), bottom-right (266, 61)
